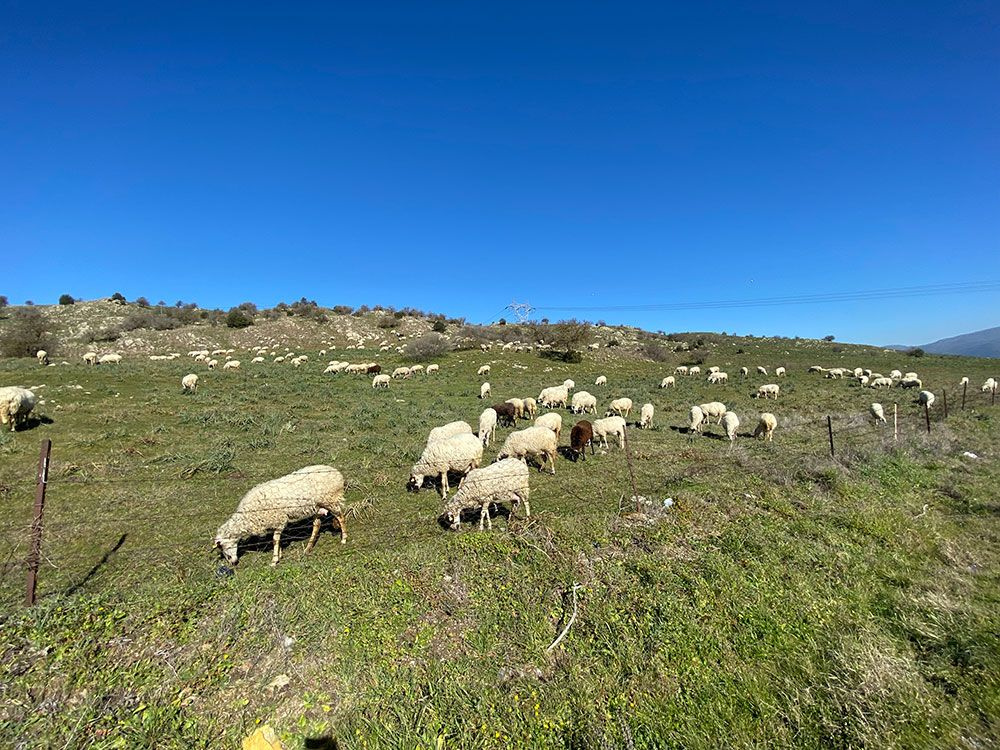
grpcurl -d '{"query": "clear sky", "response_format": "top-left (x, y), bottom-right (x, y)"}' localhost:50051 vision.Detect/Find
top-left (3, 2), bottom-right (998, 345)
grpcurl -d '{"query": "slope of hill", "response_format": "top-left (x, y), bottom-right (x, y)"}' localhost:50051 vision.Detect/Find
top-left (921, 325), bottom-right (1000, 358)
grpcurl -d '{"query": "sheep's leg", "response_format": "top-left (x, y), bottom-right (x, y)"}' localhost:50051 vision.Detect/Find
top-left (271, 529), bottom-right (282, 566)
top-left (335, 512), bottom-right (347, 543)
top-left (440, 472), bottom-right (449, 499)
top-left (547, 450), bottom-right (556, 475)
top-left (521, 490), bottom-right (531, 518)
top-left (305, 515), bottom-right (322, 553)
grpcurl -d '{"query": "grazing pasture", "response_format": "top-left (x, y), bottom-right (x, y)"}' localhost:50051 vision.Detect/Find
top-left (1, 337), bottom-right (998, 748)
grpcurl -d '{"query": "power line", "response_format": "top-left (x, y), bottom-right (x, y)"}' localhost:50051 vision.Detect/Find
top-left (534, 280), bottom-right (1000, 313)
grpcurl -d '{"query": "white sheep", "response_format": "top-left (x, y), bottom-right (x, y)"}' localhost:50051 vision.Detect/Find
top-left (660, 376), bottom-right (675, 388)
top-left (890, 370), bottom-right (903, 380)
top-left (699, 401), bottom-right (727, 424)
top-left (870, 377), bottom-right (894, 389)
top-left (537, 385), bottom-right (569, 409)
top-left (757, 366), bottom-right (768, 375)
top-left (808, 366), bottom-right (825, 373)
top-left (918, 390), bottom-right (935, 407)
top-left (392, 366), bottom-right (411, 379)
top-left (594, 375), bottom-right (607, 386)
top-left (722, 411), bottom-right (739, 442)
top-left (563, 379), bottom-right (575, 390)
top-left (408, 433), bottom-right (484, 498)
top-left (534, 412), bottom-right (562, 441)
top-left (443, 458), bottom-right (530, 530)
top-left (496, 426), bottom-right (558, 474)
top-left (477, 365), bottom-right (491, 377)
top-left (959, 376), bottom-right (969, 386)
top-left (904, 372), bottom-right (919, 381)
top-left (426, 364), bottom-right (440, 375)
top-left (858, 375), bottom-right (870, 386)
top-left (570, 391), bottom-right (598, 414)
top-left (372, 374), bottom-right (391, 388)
top-left (982, 378), bottom-right (997, 393)
top-left (592, 415), bottom-right (627, 449)
top-left (480, 382), bottom-right (492, 399)
top-left (0, 386), bottom-right (37, 431)
top-left (251, 356), bottom-right (265, 363)
top-left (208, 359), bottom-right (219, 369)
top-left (36, 350), bottom-right (48, 366)
top-left (708, 366), bottom-right (720, 374)
top-left (607, 397), bottom-right (633, 418)
top-left (478, 408), bottom-right (498, 447)
top-left (409, 365), bottom-right (424, 375)
top-left (707, 371), bottom-right (728, 384)
top-left (688, 366), bottom-right (701, 376)
top-left (98, 353), bottom-right (122, 365)
top-left (675, 366), bottom-right (688, 376)
top-left (214, 465), bottom-right (347, 566)
top-left (775, 367), bottom-right (786, 377)
top-left (688, 405), bottom-right (705, 434)
top-left (181, 373), bottom-right (199, 393)
top-left (755, 384), bottom-right (780, 400)
top-left (223, 360), bottom-right (241, 371)
top-left (754, 413), bottom-right (777, 442)
top-left (427, 421), bottom-right (474, 444)
top-left (870, 403), bottom-right (886, 424)
top-left (523, 397), bottom-right (538, 419)
top-left (83, 351), bottom-right (98, 365)
top-left (639, 403), bottom-right (654, 429)
top-left (740, 367), bottom-right (749, 377)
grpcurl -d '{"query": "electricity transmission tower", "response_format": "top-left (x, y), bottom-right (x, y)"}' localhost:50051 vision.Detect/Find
top-left (507, 300), bottom-right (534, 323)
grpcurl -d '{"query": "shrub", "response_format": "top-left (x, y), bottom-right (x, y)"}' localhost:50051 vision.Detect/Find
top-left (498, 318), bottom-right (506, 326)
top-left (225, 308), bottom-right (254, 328)
top-left (823, 335), bottom-right (835, 342)
top-left (86, 325), bottom-right (123, 343)
top-left (641, 341), bottom-right (671, 361)
top-left (135, 297), bottom-right (151, 307)
top-left (0, 295), bottom-right (7, 308)
top-left (432, 320), bottom-right (447, 333)
top-left (403, 333), bottom-right (450, 361)
top-left (377, 315), bottom-right (400, 329)
top-left (0, 308), bottom-right (56, 358)
top-left (539, 349), bottom-right (582, 364)
top-left (907, 347), bottom-right (925, 358)
top-left (332, 305), bottom-right (353, 315)
top-left (110, 292), bottom-right (126, 303)
top-left (58, 294), bottom-right (75, 305)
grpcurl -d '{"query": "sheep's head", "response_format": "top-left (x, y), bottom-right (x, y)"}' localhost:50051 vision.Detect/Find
top-left (214, 536), bottom-right (239, 566)
top-left (406, 473), bottom-right (423, 493)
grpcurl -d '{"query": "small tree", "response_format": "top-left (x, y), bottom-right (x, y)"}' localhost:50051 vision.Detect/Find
top-left (498, 318), bottom-right (506, 326)
top-left (377, 314), bottom-right (401, 329)
top-left (135, 296), bottom-right (151, 307)
top-left (225, 307), bottom-right (254, 328)
top-left (432, 320), bottom-right (447, 333)
top-left (110, 292), bottom-right (126, 303)
top-left (0, 308), bottom-right (56, 358)
top-left (403, 333), bottom-right (450, 361)
top-left (58, 294), bottom-right (75, 305)
top-left (0, 295), bottom-right (7, 308)
top-left (823, 335), bottom-right (835, 342)
top-left (907, 347), bottom-right (925, 358)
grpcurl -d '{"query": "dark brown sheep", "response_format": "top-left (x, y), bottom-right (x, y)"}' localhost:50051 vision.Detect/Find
top-left (569, 420), bottom-right (595, 462)
top-left (367, 364), bottom-right (382, 374)
top-left (491, 402), bottom-right (517, 427)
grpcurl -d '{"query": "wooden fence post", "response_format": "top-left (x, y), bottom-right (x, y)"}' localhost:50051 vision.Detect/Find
top-left (827, 416), bottom-right (835, 458)
top-left (962, 381), bottom-right (967, 411)
top-left (924, 403), bottom-right (931, 434)
top-left (943, 389), bottom-right (948, 418)
top-left (893, 404), bottom-right (898, 442)
top-left (25, 439), bottom-right (52, 607)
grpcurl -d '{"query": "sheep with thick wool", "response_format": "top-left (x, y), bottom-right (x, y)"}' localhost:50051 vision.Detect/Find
top-left (479, 408), bottom-right (498, 447)
top-left (497, 425), bottom-right (558, 474)
top-left (569, 420), bottom-right (595, 461)
top-left (755, 384), bottom-right (780, 400)
top-left (570, 391), bottom-right (598, 414)
top-left (505, 398), bottom-right (525, 419)
top-left (660, 376), bottom-right (675, 388)
top-left (214, 465), bottom-right (347, 567)
top-left (223, 360), bottom-right (241, 371)
top-left (870, 403), bottom-right (886, 424)
top-left (918, 390), bottom-right (935, 407)
top-left (523, 397), bottom-right (538, 418)
top-left (983, 377), bottom-right (997, 393)
top-left (0, 386), bottom-right (37, 431)
top-left (688, 406), bottom-right (705, 434)
top-left (537, 385), bottom-right (569, 409)
top-left (722, 411), bottom-right (739, 442)
top-left (442, 458), bottom-right (530, 530)
top-left (563, 379), bottom-right (575, 390)
top-left (775, 367), bottom-right (786, 377)
top-left (757, 366), bottom-right (768, 375)
top-left (36, 350), bottom-right (48, 366)
top-left (675, 366), bottom-right (688, 375)
top-left (639, 403), bottom-right (654, 429)
top-left (534, 412), bottom-right (562, 441)
top-left (477, 365), bottom-right (491, 377)
top-left (83, 351), bottom-right (98, 365)
top-left (592, 416), bottom-right (627, 449)
top-left (707, 371), bottom-right (728, 384)
top-left (754, 413), bottom-right (778, 442)
top-left (595, 375), bottom-right (607, 386)
top-left (427, 420), bottom-right (473, 445)
top-left (181, 373), bottom-right (199, 393)
top-left (870, 377), bottom-right (894, 389)
top-left (99, 353), bottom-right (122, 365)
top-left (408, 433), bottom-right (484, 498)
top-left (699, 401), bottom-right (727, 424)
top-left (372, 374), bottom-right (391, 389)
top-left (480, 382), bottom-right (492, 399)
top-left (426, 364), bottom-right (440, 375)
top-left (607, 397), bottom-right (633, 418)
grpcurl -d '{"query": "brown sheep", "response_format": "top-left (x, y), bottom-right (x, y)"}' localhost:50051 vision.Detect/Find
top-left (491, 403), bottom-right (517, 427)
top-left (569, 420), bottom-right (595, 462)
top-left (367, 364), bottom-right (382, 375)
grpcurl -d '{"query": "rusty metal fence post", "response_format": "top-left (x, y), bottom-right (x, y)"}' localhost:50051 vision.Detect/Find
top-left (26, 439), bottom-right (52, 606)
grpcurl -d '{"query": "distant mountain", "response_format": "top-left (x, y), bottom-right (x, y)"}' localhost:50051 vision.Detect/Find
top-left (918, 326), bottom-right (1000, 358)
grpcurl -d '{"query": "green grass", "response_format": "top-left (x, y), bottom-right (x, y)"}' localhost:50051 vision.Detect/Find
top-left (0, 337), bottom-right (998, 748)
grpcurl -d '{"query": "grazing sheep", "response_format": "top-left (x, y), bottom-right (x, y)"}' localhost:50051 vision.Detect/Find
top-left (223, 360), bottom-right (241, 371)
top-left (755, 384), bottom-right (780, 400)
top-left (36, 350), bottom-right (48, 366)
top-left (372, 374), bottom-right (391, 388)
top-left (754, 413), bottom-right (778, 442)
top-left (688, 405), bottom-right (705, 434)
top-left (505, 398), bottom-right (526, 419)
top-left (699, 401), bottom-right (727, 424)
top-left (367, 364), bottom-right (382, 375)
top-left (808, 366), bottom-right (825, 373)
top-left (959, 376), bottom-right (969, 386)
top-left (592, 416), bottom-right (627, 449)
top-left (858, 375), bottom-right (870, 386)
top-left (870, 403), bottom-right (886, 424)
top-left (491, 403), bottom-right (517, 427)
top-left (442, 458), bottom-right (530, 530)
top-left (479, 408), bottom-right (498, 447)
top-left (707, 371), bottom-right (728, 384)
top-left (563, 379), bottom-right (575, 390)
top-left (688, 366), bottom-right (701, 376)
top-left (870, 377), bottom-right (894, 389)
top-left (708, 366), bottom-right (720, 374)
top-left (904, 372), bottom-right (919, 381)
top-left (569, 420), bottom-right (595, 461)
top-left (181, 373), bottom-right (199, 393)
top-left (251, 356), bottom-right (265, 363)
top-left (890, 370), bottom-right (903, 380)
top-left (496, 426), bottom-right (558, 474)
top-left (427, 421), bottom-right (474, 444)
top-left (740, 366), bottom-right (749, 377)
top-left (722, 411), bottom-right (739, 442)
top-left (426, 364), bottom-right (439, 375)
top-left (775, 367), bottom-right (786, 377)
top-left (214, 465), bottom-right (347, 566)
top-left (898, 378), bottom-right (922, 389)
top-left (522, 397), bottom-right (538, 419)
top-left (982, 378), bottom-right (997, 393)
top-left (570, 391), bottom-right (598, 414)
top-left (537, 385), bottom-right (569, 409)
top-left (83, 351), bottom-right (98, 365)
top-left (480, 382), bottom-right (492, 399)
top-left (409, 365), bottom-right (424, 375)
top-left (408, 433), bottom-right (484, 498)
top-left (534, 412), bottom-right (562, 441)
top-left (207, 359), bottom-right (219, 369)
top-left (639, 403), bottom-right (654, 429)
top-left (477, 365), bottom-right (491, 377)
top-left (98, 353), bottom-right (122, 365)
top-left (660, 376), bottom-right (675, 388)
top-left (392, 366), bottom-right (410, 379)
top-left (675, 366), bottom-right (689, 376)
top-left (918, 390), bottom-right (935, 407)
top-left (0, 386), bottom-right (37, 431)
top-left (595, 375), bottom-right (607, 386)
top-left (607, 397), bottom-right (633, 418)
top-left (757, 366), bottom-right (768, 376)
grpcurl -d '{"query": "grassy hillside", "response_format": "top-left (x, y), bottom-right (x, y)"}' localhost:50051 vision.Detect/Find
top-left (0, 319), bottom-right (998, 748)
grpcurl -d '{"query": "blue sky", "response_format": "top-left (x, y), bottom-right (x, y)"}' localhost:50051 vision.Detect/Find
top-left (3, 2), bottom-right (998, 345)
